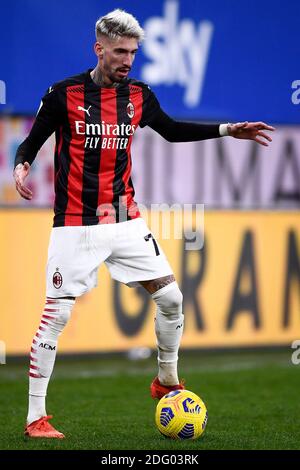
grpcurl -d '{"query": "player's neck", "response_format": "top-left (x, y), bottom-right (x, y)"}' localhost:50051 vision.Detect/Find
top-left (90, 67), bottom-right (118, 88)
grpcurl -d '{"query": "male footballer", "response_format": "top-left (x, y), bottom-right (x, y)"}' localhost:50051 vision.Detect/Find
top-left (14, 9), bottom-right (274, 438)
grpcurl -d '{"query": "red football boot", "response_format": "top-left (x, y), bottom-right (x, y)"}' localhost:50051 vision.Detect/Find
top-left (24, 415), bottom-right (65, 439)
top-left (150, 376), bottom-right (185, 399)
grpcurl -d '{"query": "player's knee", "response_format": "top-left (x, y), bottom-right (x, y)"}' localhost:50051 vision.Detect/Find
top-left (152, 282), bottom-right (183, 315)
top-left (45, 298), bottom-right (75, 330)
top-left (56, 299), bottom-right (75, 326)
top-left (163, 285), bottom-right (183, 310)
top-left (56, 309), bottom-right (72, 327)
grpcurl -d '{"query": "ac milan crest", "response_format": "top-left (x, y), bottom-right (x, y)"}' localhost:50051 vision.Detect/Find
top-left (53, 271), bottom-right (63, 289)
top-left (126, 101), bottom-right (135, 119)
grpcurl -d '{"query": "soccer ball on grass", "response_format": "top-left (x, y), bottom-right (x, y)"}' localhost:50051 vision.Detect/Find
top-left (155, 389), bottom-right (208, 440)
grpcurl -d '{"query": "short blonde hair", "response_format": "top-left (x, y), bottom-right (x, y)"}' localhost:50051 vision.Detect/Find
top-left (95, 9), bottom-right (145, 42)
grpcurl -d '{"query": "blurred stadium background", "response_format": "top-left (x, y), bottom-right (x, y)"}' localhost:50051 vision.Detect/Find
top-left (0, 0), bottom-right (300, 450)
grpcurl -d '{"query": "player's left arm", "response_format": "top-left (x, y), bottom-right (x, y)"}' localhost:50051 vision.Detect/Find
top-left (147, 108), bottom-right (275, 146)
top-left (226, 121), bottom-right (275, 147)
top-left (146, 108), bottom-right (221, 142)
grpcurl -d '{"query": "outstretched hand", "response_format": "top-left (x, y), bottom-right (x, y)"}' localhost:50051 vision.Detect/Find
top-left (13, 162), bottom-right (33, 200)
top-left (228, 121), bottom-right (275, 146)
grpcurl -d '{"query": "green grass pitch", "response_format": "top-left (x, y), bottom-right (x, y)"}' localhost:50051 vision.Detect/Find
top-left (0, 349), bottom-right (299, 450)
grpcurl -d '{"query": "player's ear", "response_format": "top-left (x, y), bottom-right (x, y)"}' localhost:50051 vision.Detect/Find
top-left (94, 42), bottom-right (104, 58)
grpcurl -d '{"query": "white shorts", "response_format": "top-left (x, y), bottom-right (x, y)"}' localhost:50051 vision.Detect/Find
top-left (46, 218), bottom-right (174, 298)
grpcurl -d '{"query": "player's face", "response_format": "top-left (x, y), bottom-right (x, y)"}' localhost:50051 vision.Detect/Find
top-left (97, 36), bottom-right (139, 84)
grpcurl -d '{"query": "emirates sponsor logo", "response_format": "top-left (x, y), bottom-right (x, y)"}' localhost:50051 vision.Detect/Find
top-left (84, 137), bottom-right (129, 149)
top-left (75, 121), bottom-right (136, 137)
top-left (75, 120), bottom-right (137, 149)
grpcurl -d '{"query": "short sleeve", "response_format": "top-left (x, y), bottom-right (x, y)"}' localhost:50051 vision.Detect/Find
top-left (139, 86), bottom-right (161, 128)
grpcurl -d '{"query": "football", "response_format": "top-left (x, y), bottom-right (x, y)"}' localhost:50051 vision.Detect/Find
top-left (155, 389), bottom-right (208, 440)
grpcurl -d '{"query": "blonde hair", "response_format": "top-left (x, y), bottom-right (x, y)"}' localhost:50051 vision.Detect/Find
top-left (95, 9), bottom-right (144, 42)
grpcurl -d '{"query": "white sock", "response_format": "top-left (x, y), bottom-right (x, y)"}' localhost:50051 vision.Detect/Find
top-left (27, 298), bottom-right (74, 424)
top-left (152, 282), bottom-right (184, 386)
top-left (27, 394), bottom-right (47, 424)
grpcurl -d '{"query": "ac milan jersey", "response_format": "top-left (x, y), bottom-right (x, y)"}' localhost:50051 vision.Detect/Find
top-left (15, 70), bottom-right (222, 225)
top-left (18, 70), bottom-right (161, 227)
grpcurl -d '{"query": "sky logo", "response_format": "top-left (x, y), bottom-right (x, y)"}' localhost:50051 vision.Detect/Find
top-left (0, 80), bottom-right (6, 104)
top-left (141, 0), bottom-right (213, 107)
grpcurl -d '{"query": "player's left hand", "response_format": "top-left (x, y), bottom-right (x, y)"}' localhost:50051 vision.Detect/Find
top-left (228, 121), bottom-right (275, 146)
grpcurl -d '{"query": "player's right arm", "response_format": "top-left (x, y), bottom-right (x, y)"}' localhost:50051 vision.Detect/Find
top-left (13, 86), bottom-right (59, 200)
top-left (13, 161), bottom-right (32, 200)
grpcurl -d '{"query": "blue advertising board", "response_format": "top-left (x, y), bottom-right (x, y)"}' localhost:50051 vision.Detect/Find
top-left (0, 0), bottom-right (299, 123)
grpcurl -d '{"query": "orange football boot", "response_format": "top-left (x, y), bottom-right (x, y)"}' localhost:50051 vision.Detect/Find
top-left (24, 415), bottom-right (65, 439)
top-left (150, 376), bottom-right (185, 399)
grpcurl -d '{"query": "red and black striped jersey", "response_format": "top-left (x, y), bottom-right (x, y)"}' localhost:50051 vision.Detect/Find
top-left (16, 70), bottom-right (161, 226)
top-left (15, 70), bottom-right (221, 226)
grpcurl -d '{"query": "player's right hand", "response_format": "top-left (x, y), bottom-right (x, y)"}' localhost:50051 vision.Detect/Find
top-left (13, 162), bottom-right (33, 200)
